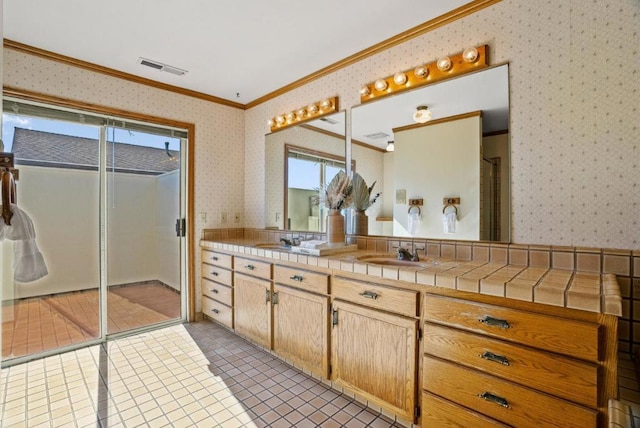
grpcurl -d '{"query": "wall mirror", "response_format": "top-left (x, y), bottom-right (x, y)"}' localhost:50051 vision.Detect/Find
top-left (265, 111), bottom-right (346, 232)
top-left (350, 63), bottom-right (510, 242)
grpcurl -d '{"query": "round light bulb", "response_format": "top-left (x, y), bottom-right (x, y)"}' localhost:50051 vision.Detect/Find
top-left (414, 65), bottom-right (429, 79)
top-left (462, 47), bottom-right (479, 63)
top-left (308, 104), bottom-right (319, 114)
top-left (296, 108), bottom-right (306, 118)
top-left (267, 119), bottom-right (274, 127)
top-left (275, 115), bottom-right (285, 125)
top-left (286, 112), bottom-right (296, 122)
top-left (320, 99), bottom-right (332, 109)
top-left (393, 72), bottom-right (407, 85)
top-left (374, 79), bottom-right (388, 92)
top-left (360, 86), bottom-right (371, 96)
top-left (436, 56), bottom-right (452, 71)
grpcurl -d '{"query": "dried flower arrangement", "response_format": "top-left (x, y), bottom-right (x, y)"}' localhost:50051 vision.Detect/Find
top-left (315, 171), bottom-right (353, 210)
top-left (351, 172), bottom-right (381, 211)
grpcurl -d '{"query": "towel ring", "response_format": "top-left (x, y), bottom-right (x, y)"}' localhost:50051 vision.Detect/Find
top-left (442, 203), bottom-right (458, 216)
top-left (408, 205), bottom-right (421, 215)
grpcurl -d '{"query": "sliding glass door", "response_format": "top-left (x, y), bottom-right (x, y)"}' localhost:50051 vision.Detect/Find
top-left (1, 100), bottom-right (188, 363)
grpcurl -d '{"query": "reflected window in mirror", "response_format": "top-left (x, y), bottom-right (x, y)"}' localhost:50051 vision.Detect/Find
top-left (264, 111), bottom-right (347, 231)
top-left (349, 64), bottom-right (510, 242)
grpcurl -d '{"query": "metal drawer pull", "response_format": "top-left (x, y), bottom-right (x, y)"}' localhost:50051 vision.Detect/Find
top-left (478, 392), bottom-right (510, 408)
top-left (211, 271), bottom-right (219, 276)
top-left (212, 256), bottom-right (219, 261)
top-left (212, 308), bottom-right (219, 314)
top-left (245, 264), bottom-right (256, 270)
top-left (290, 275), bottom-right (304, 282)
top-left (480, 351), bottom-right (510, 366)
top-left (211, 289), bottom-right (218, 294)
top-left (359, 290), bottom-right (378, 299)
top-left (479, 315), bottom-right (510, 329)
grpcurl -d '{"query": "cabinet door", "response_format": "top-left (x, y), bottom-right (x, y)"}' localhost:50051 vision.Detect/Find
top-left (234, 273), bottom-right (271, 349)
top-left (331, 300), bottom-right (418, 422)
top-left (272, 284), bottom-right (329, 377)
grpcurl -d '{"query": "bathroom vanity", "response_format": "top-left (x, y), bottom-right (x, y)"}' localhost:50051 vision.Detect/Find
top-left (200, 238), bottom-right (621, 427)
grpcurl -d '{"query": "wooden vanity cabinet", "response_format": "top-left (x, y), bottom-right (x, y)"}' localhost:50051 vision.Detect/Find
top-left (331, 276), bottom-right (420, 422)
top-left (233, 256), bottom-right (273, 349)
top-left (272, 265), bottom-right (330, 378)
top-left (421, 293), bottom-right (613, 428)
top-left (201, 250), bottom-right (234, 328)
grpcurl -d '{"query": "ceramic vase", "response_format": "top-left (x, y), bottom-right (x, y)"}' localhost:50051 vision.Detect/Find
top-left (326, 209), bottom-right (345, 244)
top-left (353, 209), bottom-right (368, 236)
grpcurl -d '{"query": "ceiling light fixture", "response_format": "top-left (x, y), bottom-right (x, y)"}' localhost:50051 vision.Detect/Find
top-left (413, 105), bottom-right (432, 123)
top-left (386, 141), bottom-right (395, 152)
top-left (268, 96), bottom-right (339, 132)
top-left (359, 45), bottom-right (488, 104)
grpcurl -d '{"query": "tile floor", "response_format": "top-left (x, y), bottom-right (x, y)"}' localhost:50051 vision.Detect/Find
top-left (2, 283), bottom-right (181, 360)
top-left (0, 319), bottom-right (638, 428)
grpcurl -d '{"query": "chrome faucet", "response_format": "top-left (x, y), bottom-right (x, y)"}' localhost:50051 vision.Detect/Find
top-left (280, 238), bottom-right (293, 247)
top-left (397, 247), bottom-right (419, 262)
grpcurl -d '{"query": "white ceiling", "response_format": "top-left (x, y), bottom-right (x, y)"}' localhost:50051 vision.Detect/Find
top-left (3, 0), bottom-right (473, 105)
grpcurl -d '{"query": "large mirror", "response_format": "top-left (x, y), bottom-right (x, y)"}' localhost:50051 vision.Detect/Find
top-left (265, 112), bottom-right (347, 232)
top-left (350, 64), bottom-right (510, 241)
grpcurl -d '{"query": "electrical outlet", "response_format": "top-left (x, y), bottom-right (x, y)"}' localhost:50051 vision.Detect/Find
top-left (233, 212), bottom-right (241, 223)
top-left (220, 212), bottom-right (228, 224)
top-left (276, 213), bottom-right (281, 222)
top-left (199, 212), bottom-right (207, 223)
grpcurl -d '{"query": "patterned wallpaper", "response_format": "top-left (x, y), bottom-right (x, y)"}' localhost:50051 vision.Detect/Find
top-left (245, 0), bottom-right (640, 250)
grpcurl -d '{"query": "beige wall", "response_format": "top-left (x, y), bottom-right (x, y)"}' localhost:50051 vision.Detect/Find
top-left (1, 166), bottom-right (181, 300)
top-left (245, 0), bottom-right (640, 250)
top-left (393, 116), bottom-right (482, 240)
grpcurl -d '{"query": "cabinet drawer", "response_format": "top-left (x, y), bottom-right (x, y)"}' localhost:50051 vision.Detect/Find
top-left (202, 278), bottom-right (233, 306)
top-left (274, 265), bottom-right (329, 294)
top-left (202, 263), bottom-right (233, 285)
top-left (333, 276), bottom-right (418, 317)
top-left (202, 296), bottom-right (233, 329)
top-left (423, 356), bottom-right (597, 428)
top-left (423, 323), bottom-right (598, 408)
top-left (202, 250), bottom-right (232, 269)
top-left (235, 256), bottom-right (272, 279)
top-left (423, 294), bottom-right (600, 362)
top-left (421, 391), bottom-right (508, 428)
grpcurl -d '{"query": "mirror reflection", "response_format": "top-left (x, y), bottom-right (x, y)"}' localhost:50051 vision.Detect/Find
top-left (350, 64), bottom-right (510, 241)
top-left (265, 112), bottom-right (346, 231)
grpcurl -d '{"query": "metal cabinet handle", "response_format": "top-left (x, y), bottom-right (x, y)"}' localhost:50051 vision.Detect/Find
top-left (212, 308), bottom-right (219, 314)
top-left (211, 271), bottom-right (219, 276)
top-left (211, 289), bottom-right (219, 294)
top-left (246, 265), bottom-right (256, 270)
top-left (290, 275), bottom-right (304, 282)
top-left (480, 351), bottom-right (510, 366)
top-left (212, 256), bottom-right (219, 261)
top-left (359, 290), bottom-right (378, 299)
top-left (478, 392), bottom-right (510, 408)
top-left (479, 315), bottom-right (510, 329)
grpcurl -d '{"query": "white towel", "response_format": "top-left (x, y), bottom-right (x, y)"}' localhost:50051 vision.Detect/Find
top-left (299, 240), bottom-right (328, 249)
top-left (408, 211), bottom-right (420, 235)
top-left (443, 207), bottom-right (457, 234)
top-left (0, 203), bottom-right (49, 283)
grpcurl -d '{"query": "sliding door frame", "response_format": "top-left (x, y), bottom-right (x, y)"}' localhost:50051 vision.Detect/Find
top-left (3, 86), bottom-right (197, 324)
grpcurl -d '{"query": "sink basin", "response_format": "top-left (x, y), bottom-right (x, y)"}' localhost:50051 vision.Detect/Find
top-left (253, 242), bottom-right (291, 251)
top-left (356, 255), bottom-right (424, 268)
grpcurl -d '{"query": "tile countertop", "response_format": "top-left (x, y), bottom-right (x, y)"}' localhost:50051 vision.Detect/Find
top-left (200, 239), bottom-right (623, 317)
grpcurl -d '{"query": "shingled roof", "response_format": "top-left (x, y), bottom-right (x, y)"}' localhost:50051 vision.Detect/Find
top-left (12, 128), bottom-right (180, 174)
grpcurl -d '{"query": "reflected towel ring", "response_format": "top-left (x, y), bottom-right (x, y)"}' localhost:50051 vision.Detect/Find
top-left (408, 205), bottom-right (421, 215)
top-left (442, 203), bottom-right (458, 216)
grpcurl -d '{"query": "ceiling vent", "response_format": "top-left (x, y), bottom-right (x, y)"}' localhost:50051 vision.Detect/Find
top-left (319, 117), bottom-right (339, 125)
top-left (138, 57), bottom-right (188, 76)
top-left (364, 132), bottom-right (390, 139)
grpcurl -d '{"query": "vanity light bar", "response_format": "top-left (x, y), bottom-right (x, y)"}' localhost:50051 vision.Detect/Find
top-left (268, 96), bottom-right (339, 132)
top-left (359, 45), bottom-right (488, 104)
